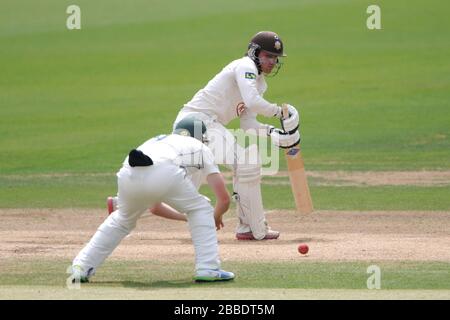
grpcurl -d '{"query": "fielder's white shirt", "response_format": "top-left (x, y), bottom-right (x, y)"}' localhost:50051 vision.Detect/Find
top-left (124, 134), bottom-right (219, 180)
top-left (182, 56), bottom-right (279, 130)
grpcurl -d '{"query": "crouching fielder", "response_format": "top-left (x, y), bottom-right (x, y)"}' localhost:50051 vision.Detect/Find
top-left (71, 118), bottom-right (234, 283)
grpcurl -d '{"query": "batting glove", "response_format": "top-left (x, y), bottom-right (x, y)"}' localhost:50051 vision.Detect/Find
top-left (280, 104), bottom-right (300, 134)
top-left (270, 128), bottom-right (301, 149)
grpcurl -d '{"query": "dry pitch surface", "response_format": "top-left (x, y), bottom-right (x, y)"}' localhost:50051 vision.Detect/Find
top-left (1, 209), bottom-right (449, 263)
top-left (1, 208), bottom-right (449, 299)
top-left (1, 169), bottom-right (449, 299)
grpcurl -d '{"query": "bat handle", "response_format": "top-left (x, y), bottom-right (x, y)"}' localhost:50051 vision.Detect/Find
top-left (281, 103), bottom-right (289, 120)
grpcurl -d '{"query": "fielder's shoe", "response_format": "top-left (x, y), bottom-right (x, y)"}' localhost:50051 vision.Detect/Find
top-left (107, 196), bottom-right (117, 215)
top-left (194, 269), bottom-right (235, 282)
top-left (236, 229), bottom-right (280, 240)
top-left (71, 265), bottom-right (94, 283)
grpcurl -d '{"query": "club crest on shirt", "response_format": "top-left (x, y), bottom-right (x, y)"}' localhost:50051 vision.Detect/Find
top-left (236, 102), bottom-right (246, 117)
top-left (245, 72), bottom-right (256, 80)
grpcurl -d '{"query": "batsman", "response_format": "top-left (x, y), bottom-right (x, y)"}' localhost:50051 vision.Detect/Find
top-left (108, 31), bottom-right (300, 240)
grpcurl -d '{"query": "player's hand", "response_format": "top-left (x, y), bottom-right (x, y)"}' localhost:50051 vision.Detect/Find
top-left (274, 106), bottom-right (283, 119)
top-left (266, 125), bottom-right (275, 136)
top-left (284, 104), bottom-right (297, 118)
top-left (214, 212), bottom-right (224, 230)
top-left (270, 128), bottom-right (301, 149)
top-left (280, 104), bottom-right (299, 134)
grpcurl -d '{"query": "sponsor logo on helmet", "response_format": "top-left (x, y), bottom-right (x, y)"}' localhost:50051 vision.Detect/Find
top-left (274, 40), bottom-right (281, 50)
top-left (245, 72), bottom-right (256, 79)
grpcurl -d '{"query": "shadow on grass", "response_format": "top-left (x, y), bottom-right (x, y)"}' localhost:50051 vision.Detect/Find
top-left (95, 279), bottom-right (235, 290)
top-left (217, 237), bottom-right (328, 245)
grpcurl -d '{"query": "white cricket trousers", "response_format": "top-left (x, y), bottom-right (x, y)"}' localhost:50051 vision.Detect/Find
top-left (73, 163), bottom-right (220, 274)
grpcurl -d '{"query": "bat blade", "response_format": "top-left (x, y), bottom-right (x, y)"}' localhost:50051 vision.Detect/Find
top-left (281, 103), bottom-right (313, 214)
top-left (284, 147), bottom-right (314, 214)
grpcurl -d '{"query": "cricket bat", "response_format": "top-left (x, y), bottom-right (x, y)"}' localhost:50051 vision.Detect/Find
top-left (282, 104), bottom-right (314, 214)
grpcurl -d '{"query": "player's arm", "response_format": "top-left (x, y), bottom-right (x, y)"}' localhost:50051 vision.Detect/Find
top-left (235, 63), bottom-right (281, 118)
top-left (150, 202), bottom-right (187, 222)
top-left (206, 172), bottom-right (230, 230)
top-left (239, 102), bottom-right (300, 147)
top-left (201, 145), bottom-right (230, 230)
top-left (240, 108), bottom-right (274, 137)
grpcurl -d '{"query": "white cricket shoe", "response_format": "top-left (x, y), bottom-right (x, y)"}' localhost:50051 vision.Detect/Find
top-left (71, 265), bottom-right (95, 283)
top-left (194, 269), bottom-right (235, 282)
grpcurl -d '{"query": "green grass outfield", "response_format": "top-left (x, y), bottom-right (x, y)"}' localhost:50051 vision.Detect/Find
top-left (0, 259), bottom-right (449, 299)
top-left (1, 0), bottom-right (449, 210)
top-left (1, 0), bottom-right (449, 175)
top-left (2, 287), bottom-right (449, 300)
top-left (1, 173), bottom-right (449, 210)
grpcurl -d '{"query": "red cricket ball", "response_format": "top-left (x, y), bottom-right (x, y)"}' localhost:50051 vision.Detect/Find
top-left (298, 244), bottom-right (309, 255)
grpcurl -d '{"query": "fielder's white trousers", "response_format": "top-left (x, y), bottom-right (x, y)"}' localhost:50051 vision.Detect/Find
top-left (73, 163), bottom-right (220, 274)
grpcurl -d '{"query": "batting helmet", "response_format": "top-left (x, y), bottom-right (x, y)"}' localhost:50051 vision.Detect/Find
top-left (248, 31), bottom-right (286, 57)
top-left (173, 117), bottom-right (208, 143)
top-left (247, 31), bottom-right (286, 75)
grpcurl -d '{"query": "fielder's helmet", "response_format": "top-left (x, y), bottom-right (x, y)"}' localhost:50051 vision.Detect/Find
top-left (173, 117), bottom-right (208, 143)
